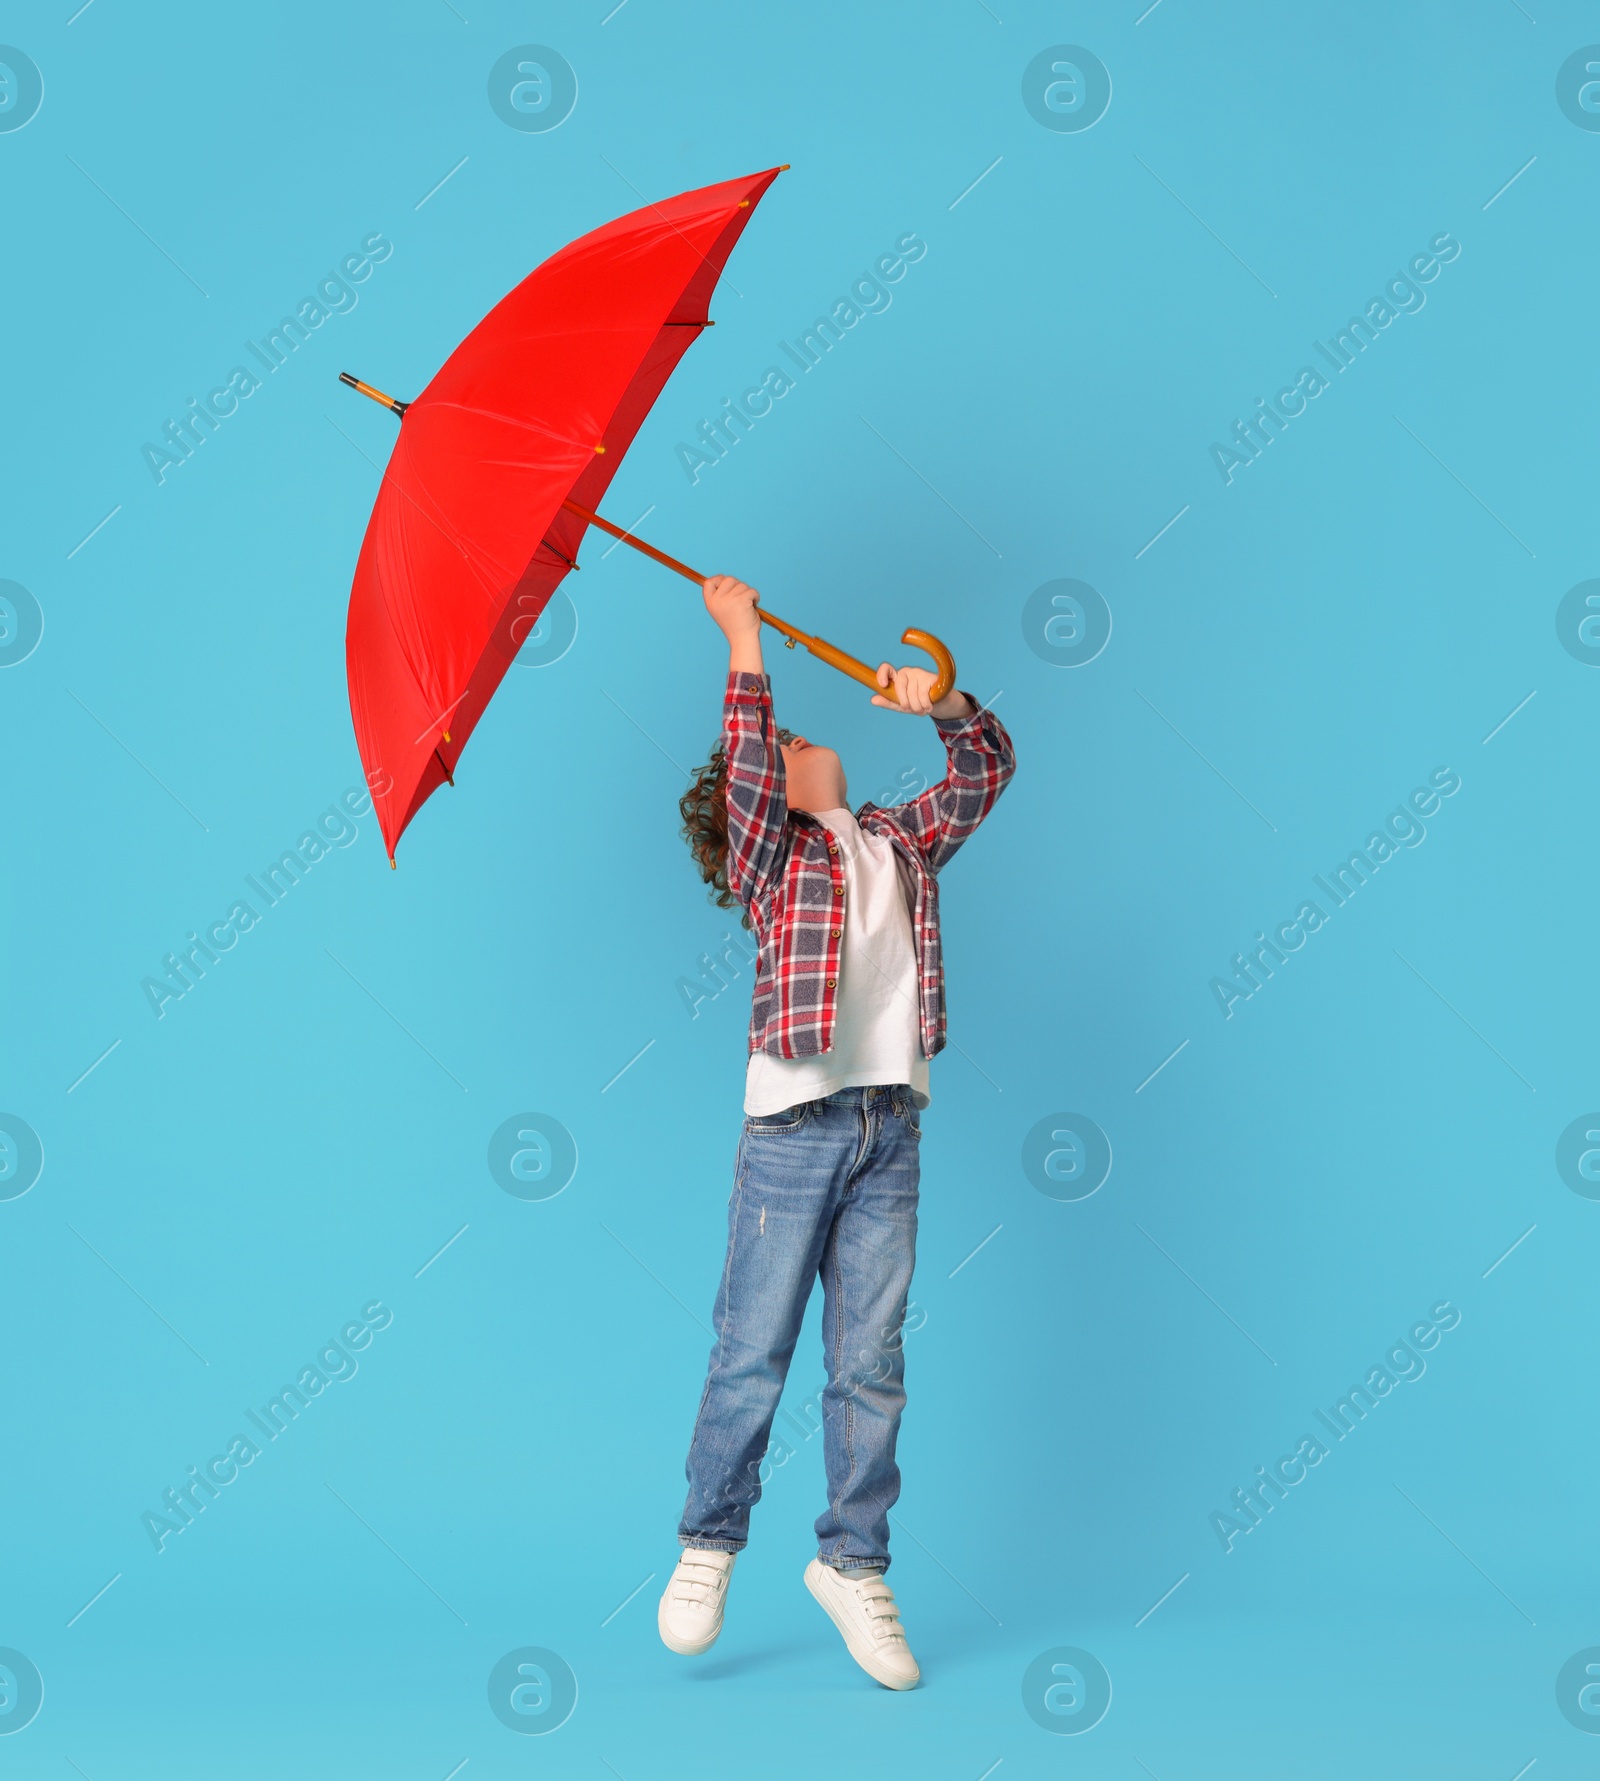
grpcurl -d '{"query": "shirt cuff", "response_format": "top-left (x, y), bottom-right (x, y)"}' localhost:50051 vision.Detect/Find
top-left (726, 669), bottom-right (771, 706)
top-left (932, 690), bottom-right (987, 735)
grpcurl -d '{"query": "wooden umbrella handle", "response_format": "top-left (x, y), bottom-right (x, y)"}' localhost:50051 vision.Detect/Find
top-left (899, 627), bottom-right (957, 706)
top-left (558, 499), bottom-right (957, 708)
top-left (798, 625), bottom-right (957, 707)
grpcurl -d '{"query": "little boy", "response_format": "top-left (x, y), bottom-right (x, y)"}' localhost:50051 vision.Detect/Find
top-left (658, 574), bottom-right (1015, 1689)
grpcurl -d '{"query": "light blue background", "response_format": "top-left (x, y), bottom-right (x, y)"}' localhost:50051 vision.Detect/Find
top-left (4, 1), bottom-right (1597, 1774)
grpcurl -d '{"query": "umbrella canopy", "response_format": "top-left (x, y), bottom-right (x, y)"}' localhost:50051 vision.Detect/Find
top-left (345, 166), bottom-right (785, 861)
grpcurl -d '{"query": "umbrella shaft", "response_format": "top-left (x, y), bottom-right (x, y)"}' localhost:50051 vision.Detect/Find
top-left (560, 496), bottom-right (811, 650)
top-left (562, 498), bottom-right (703, 585)
top-left (558, 498), bottom-right (923, 703)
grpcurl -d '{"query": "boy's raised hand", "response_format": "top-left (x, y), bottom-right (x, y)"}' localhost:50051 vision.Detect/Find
top-left (702, 574), bottom-right (762, 639)
top-left (871, 662), bottom-right (972, 719)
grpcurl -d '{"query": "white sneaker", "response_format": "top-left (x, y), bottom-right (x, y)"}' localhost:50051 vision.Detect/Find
top-left (658, 1547), bottom-right (736, 1655)
top-left (804, 1558), bottom-right (921, 1689)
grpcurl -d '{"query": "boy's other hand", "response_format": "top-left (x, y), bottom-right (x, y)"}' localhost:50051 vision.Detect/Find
top-left (871, 662), bottom-right (973, 719)
top-left (703, 575), bottom-right (762, 640)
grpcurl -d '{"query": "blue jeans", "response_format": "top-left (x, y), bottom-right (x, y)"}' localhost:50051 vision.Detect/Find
top-left (678, 1085), bottom-right (922, 1573)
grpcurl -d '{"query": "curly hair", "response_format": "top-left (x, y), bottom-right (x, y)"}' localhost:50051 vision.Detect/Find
top-left (679, 726), bottom-right (793, 931)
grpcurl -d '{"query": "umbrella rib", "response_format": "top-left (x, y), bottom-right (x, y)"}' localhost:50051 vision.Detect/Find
top-left (381, 437), bottom-right (518, 594)
top-left (422, 397), bottom-right (600, 455)
top-left (598, 154), bottom-right (745, 299)
top-left (367, 459), bottom-right (508, 728)
top-left (413, 694), bottom-right (468, 748)
top-left (388, 427), bottom-right (594, 606)
top-left (374, 440), bottom-right (579, 746)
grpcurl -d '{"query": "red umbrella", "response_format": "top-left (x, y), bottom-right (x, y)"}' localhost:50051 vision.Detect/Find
top-left (343, 167), bottom-right (786, 863)
top-left (342, 164), bottom-right (956, 865)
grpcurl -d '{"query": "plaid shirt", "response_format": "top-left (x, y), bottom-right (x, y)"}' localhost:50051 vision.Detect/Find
top-left (723, 670), bottom-right (1015, 1061)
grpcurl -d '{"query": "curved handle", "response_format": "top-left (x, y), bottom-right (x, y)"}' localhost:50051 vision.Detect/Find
top-left (901, 627), bottom-right (956, 706)
top-left (780, 620), bottom-right (958, 709)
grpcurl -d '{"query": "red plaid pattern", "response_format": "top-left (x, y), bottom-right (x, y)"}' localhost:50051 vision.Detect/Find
top-left (723, 670), bottom-right (1016, 1061)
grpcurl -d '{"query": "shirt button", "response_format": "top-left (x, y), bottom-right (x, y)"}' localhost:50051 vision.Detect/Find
top-left (826, 977), bottom-right (836, 987)
top-left (833, 886), bottom-right (844, 898)
top-left (830, 927), bottom-right (841, 938)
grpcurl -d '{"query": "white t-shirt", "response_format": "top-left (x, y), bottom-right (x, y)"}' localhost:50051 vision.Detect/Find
top-left (744, 808), bottom-right (931, 1117)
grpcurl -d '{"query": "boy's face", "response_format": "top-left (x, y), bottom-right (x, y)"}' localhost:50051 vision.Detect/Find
top-left (776, 726), bottom-right (848, 813)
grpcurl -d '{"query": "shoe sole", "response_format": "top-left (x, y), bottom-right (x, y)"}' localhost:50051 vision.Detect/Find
top-left (657, 1605), bottom-right (722, 1657)
top-left (803, 1560), bottom-right (920, 1690)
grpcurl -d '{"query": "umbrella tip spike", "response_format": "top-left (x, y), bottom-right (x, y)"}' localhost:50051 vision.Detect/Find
top-left (389, 856), bottom-right (396, 869)
top-left (340, 372), bottom-right (410, 417)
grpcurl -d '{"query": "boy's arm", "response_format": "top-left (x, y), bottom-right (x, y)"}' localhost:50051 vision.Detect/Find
top-left (872, 670), bottom-right (1015, 873)
top-left (706, 576), bottom-right (788, 905)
